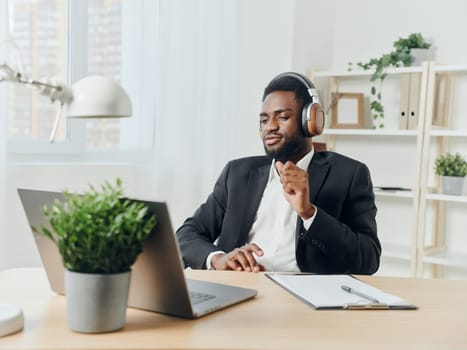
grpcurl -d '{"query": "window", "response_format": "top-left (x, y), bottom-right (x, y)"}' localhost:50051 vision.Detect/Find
top-left (85, 0), bottom-right (122, 149)
top-left (3, 0), bottom-right (156, 157)
top-left (6, 0), bottom-right (68, 142)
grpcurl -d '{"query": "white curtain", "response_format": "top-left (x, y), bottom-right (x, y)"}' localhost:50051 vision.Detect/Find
top-left (0, 90), bottom-right (5, 270)
top-left (152, 0), bottom-right (238, 227)
top-left (0, 1), bottom-right (7, 270)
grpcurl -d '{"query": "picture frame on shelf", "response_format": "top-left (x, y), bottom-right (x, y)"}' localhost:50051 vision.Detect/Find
top-left (330, 92), bottom-right (364, 129)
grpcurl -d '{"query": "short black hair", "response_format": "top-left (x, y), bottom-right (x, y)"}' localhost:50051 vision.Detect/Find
top-left (262, 74), bottom-right (312, 108)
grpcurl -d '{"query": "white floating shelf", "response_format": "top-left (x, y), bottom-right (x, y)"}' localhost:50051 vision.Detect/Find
top-left (422, 250), bottom-right (467, 268)
top-left (432, 64), bottom-right (467, 73)
top-left (425, 193), bottom-right (467, 203)
top-left (323, 129), bottom-right (418, 136)
top-left (429, 129), bottom-right (467, 137)
top-left (382, 243), bottom-right (412, 261)
top-left (313, 66), bottom-right (425, 78)
top-left (375, 190), bottom-right (414, 199)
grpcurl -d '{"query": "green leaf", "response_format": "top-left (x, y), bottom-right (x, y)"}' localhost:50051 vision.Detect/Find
top-left (36, 178), bottom-right (157, 274)
top-left (347, 33), bottom-right (431, 131)
top-left (434, 152), bottom-right (467, 177)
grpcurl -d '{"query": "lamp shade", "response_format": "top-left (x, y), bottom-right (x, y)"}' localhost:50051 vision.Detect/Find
top-left (66, 76), bottom-right (132, 118)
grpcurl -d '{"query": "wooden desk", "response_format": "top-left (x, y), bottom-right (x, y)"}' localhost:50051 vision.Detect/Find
top-left (1, 268), bottom-right (466, 350)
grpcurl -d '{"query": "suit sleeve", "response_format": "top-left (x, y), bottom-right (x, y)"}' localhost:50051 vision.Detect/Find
top-left (176, 162), bottom-right (231, 269)
top-left (298, 162), bottom-right (381, 274)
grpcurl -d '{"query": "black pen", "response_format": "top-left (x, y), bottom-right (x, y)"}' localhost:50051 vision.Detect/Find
top-left (341, 285), bottom-right (380, 303)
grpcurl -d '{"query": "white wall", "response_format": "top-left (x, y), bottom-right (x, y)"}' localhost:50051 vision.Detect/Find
top-left (234, 0), bottom-right (296, 159)
top-left (291, 0), bottom-right (337, 74)
top-left (332, 0), bottom-right (467, 69)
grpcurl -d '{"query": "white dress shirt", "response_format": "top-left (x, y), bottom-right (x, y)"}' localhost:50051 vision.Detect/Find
top-left (247, 150), bottom-right (315, 272)
top-left (207, 150), bottom-right (317, 271)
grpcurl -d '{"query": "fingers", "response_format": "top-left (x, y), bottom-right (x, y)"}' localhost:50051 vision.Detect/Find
top-left (274, 161), bottom-right (314, 218)
top-left (276, 161), bottom-right (308, 194)
top-left (233, 245), bottom-right (262, 272)
top-left (219, 244), bottom-right (264, 272)
top-left (275, 161), bottom-right (284, 174)
top-left (276, 161), bottom-right (307, 181)
top-left (248, 243), bottom-right (264, 257)
top-left (275, 160), bottom-right (297, 175)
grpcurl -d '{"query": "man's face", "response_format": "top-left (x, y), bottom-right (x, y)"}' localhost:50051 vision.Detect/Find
top-left (259, 91), bottom-right (308, 162)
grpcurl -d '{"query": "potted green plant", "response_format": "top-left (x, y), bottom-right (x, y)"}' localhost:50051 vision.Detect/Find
top-left (348, 33), bottom-right (431, 129)
top-left (434, 152), bottom-right (467, 195)
top-left (33, 178), bottom-right (156, 333)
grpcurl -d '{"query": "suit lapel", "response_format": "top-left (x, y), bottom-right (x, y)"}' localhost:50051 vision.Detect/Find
top-left (237, 163), bottom-right (270, 245)
top-left (308, 152), bottom-right (330, 203)
top-left (295, 152), bottom-right (331, 246)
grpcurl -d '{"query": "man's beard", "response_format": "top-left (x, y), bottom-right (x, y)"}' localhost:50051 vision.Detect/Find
top-left (263, 130), bottom-right (308, 163)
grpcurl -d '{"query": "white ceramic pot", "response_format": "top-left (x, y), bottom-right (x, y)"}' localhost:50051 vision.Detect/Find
top-left (65, 269), bottom-right (131, 333)
top-left (441, 176), bottom-right (465, 196)
top-left (411, 48), bottom-right (433, 65)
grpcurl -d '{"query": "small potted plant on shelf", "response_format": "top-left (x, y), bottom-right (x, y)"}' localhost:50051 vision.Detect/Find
top-left (348, 33), bottom-right (431, 129)
top-left (33, 178), bottom-right (156, 333)
top-left (434, 152), bottom-right (467, 195)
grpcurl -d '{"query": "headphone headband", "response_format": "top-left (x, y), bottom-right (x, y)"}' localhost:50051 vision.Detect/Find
top-left (267, 72), bottom-right (325, 137)
top-left (271, 72), bottom-right (316, 90)
top-left (270, 72), bottom-right (320, 104)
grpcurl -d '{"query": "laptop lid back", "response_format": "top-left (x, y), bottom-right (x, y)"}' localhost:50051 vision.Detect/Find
top-left (17, 188), bottom-right (195, 318)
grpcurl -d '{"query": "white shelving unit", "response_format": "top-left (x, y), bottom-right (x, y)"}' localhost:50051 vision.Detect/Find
top-left (416, 63), bottom-right (467, 279)
top-left (311, 64), bottom-right (430, 277)
top-left (314, 62), bottom-right (467, 279)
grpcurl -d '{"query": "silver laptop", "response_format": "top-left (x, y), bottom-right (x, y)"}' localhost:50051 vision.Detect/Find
top-left (17, 188), bottom-right (257, 319)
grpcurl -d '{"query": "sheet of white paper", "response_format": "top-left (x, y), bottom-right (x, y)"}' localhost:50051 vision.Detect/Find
top-left (267, 274), bottom-right (410, 308)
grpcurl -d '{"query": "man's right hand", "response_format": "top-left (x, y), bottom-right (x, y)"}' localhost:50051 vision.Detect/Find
top-left (211, 243), bottom-right (265, 272)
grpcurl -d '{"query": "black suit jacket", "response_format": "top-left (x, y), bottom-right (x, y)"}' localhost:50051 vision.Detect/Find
top-left (176, 151), bottom-right (381, 274)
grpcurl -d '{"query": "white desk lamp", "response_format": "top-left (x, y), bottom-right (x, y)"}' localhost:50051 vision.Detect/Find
top-left (0, 63), bottom-right (132, 336)
top-left (0, 62), bottom-right (132, 142)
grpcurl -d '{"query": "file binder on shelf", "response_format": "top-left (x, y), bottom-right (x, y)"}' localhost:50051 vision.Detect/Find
top-left (408, 73), bottom-right (421, 130)
top-left (399, 74), bottom-right (410, 130)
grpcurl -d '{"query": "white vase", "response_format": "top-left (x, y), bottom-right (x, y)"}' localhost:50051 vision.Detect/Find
top-left (411, 48), bottom-right (433, 65)
top-left (65, 269), bottom-right (131, 333)
top-left (441, 176), bottom-right (465, 196)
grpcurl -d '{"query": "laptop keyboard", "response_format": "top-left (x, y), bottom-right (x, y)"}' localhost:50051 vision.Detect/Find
top-left (190, 291), bottom-right (216, 304)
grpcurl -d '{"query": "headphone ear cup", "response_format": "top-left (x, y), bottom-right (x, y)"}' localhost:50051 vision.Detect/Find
top-left (302, 102), bottom-right (325, 137)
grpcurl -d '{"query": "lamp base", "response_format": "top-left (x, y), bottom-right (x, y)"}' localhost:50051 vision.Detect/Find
top-left (0, 304), bottom-right (24, 337)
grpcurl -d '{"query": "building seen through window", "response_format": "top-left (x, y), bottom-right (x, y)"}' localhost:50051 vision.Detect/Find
top-left (6, 0), bottom-right (123, 149)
